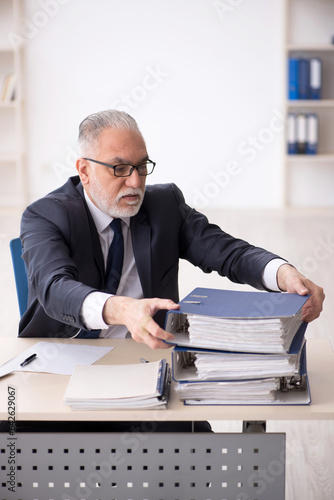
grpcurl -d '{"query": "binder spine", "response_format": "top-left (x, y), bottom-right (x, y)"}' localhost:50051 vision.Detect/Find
top-left (287, 113), bottom-right (297, 154)
top-left (288, 58), bottom-right (299, 100)
top-left (309, 57), bottom-right (322, 100)
top-left (280, 343), bottom-right (307, 392)
top-left (306, 113), bottom-right (318, 154)
top-left (298, 59), bottom-right (310, 99)
top-left (156, 358), bottom-right (166, 393)
top-left (296, 114), bottom-right (307, 154)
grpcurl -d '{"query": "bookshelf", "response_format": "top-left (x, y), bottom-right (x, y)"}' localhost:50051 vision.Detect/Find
top-left (0, 0), bottom-right (26, 210)
top-left (284, 0), bottom-right (334, 207)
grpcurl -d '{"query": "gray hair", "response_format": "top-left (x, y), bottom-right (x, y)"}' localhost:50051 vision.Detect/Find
top-left (78, 109), bottom-right (143, 156)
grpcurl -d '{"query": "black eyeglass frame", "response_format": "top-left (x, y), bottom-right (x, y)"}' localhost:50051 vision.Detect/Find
top-left (83, 157), bottom-right (156, 177)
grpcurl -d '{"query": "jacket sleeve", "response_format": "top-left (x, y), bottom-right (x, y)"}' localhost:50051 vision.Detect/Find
top-left (20, 195), bottom-right (99, 332)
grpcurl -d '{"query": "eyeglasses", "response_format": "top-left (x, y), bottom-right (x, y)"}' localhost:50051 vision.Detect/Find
top-left (83, 157), bottom-right (156, 177)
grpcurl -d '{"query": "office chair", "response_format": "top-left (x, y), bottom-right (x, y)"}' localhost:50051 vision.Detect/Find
top-left (9, 238), bottom-right (28, 317)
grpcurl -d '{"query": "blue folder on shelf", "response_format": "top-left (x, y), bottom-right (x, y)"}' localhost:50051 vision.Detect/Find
top-left (309, 57), bottom-right (322, 100)
top-left (288, 57), bottom-right (299, 99)
top-left (306, 113), bottom-right (318, 154)
top-left (287, 112), bottom-right (298, 154)
top-left (298, 58), bottom-right (310, 99)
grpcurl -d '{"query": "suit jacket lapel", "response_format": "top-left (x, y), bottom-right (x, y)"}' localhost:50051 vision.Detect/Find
top-left (131, 208), bottom-right (152, 298)
top-left (75, 181), bottom-right (105, 284)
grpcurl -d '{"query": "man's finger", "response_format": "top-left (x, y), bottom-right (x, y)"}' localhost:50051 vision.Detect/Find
top-left (140, 315), bottom-right (152, 334)
top-left (138, 314), bottom-right (174, 346)
top-left (144, 335), bottom-right (172, 350)
top-left (296, 284), bottom-right (309, 295)
top-left (149, 299), bottom-right (180, 315)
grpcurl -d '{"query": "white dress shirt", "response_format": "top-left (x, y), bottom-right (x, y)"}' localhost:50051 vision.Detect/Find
top-left (81, 190), bottom-right (286, 337)
top-left (81, 191), bottom-right (143, 338)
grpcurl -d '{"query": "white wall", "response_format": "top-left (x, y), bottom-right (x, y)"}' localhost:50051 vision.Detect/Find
top-left (22, 0), bottom-right (285, 208)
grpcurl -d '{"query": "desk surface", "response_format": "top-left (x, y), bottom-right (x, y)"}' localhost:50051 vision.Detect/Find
top-left (0, 337), bottom-right (333, 421)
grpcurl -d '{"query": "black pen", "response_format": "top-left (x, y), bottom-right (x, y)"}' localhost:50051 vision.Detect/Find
top-left (20, 353), bottom-right (37, 367)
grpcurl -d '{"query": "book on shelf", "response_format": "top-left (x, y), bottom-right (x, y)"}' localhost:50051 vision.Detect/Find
top-left (288, 58), bottom-right (299, 100)
top-left (63, 359), bottom-right (171, 410)
top-left (287, 112), bottom-right (298, 154)
top-left (165, 288), bottom-right (309, 354)
top-left (306, 113), bottom-right (318, 154)
top-left (309, 57), bottom-right (322, 99)
top-left (288, 57), bottom-right (322, 100)
top-left (296, 113), bottom-right (307, 154)
top-left (298, 58), bottom-right (310, 100)
top-left (287, 113), bottom-right (318, 155)
top-left (0, 73), bottom-right (17, 102)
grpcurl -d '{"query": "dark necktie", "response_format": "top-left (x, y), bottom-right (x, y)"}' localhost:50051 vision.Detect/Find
top-left (77, 218), bottom-right (124, 339)
top-left (105, 218), bottom-right (124, 294)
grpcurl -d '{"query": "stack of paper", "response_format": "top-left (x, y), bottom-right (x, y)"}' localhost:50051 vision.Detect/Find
top-left (165, 288), bottom-right (309, 354)
top-left (194, 351), bottom-right (298, 379)
top-left (172, 340), bottom-right (305, 382)
top-left (165, 288), bottom-right (311, 406)
top-left (187, 315), bottom-right (302, 353)
top-left (175, 378), bottom-right (280, 404)
top-left (64, 359), bottom-right (170, 410)
top-left (173, 344), bottom-right (309, 405)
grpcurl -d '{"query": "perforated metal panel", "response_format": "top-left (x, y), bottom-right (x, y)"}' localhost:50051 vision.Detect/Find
top-left (0, 431), bottom-right (285, 500)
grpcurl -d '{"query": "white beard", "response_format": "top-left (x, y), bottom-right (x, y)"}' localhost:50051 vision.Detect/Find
top-left (88, 170), bottom-right (144, 218)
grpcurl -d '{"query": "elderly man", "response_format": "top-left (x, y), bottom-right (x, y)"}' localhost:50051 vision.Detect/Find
top-left (19, 110), bottom-right (324, 344)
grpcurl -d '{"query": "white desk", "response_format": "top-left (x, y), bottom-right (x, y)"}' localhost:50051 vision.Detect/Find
top-left (0, 337), bottom-right (333, 500)
top-left (0, 337), bottom-right (333, 421)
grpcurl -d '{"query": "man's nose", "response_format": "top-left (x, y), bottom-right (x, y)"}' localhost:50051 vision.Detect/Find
top-left (125, 168), bottom-right (142, 188)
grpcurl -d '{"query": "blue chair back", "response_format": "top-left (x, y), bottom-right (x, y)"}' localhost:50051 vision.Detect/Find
top-left (9, 238), bottom-right (28, 317)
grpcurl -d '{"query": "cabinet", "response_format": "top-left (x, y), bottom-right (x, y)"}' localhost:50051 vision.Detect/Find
top-left (284, 0), bottom-right (334, 207)
top-left (0, 0), bottom-right (26, 209)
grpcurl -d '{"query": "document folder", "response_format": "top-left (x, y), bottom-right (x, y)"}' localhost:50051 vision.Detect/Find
top-left (165, 288), bottom-right (309, 354)
top-left (64, 359), bottom-right (171, 410)
top-left (171, 323), bottom-right (307, 383)
top-left (166, 288), bottom-right (310, 406)
top-left (174, 344), bottom-right (311, 406)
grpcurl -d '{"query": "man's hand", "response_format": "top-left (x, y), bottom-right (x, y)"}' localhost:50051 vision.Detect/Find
top-left (102, 296), bottom-right (180, 349)
top-left (277, 264), bottom-right (325, 322)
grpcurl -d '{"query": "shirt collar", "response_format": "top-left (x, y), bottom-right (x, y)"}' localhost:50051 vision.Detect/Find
top-left (83, 189), bottom-right (130, 233)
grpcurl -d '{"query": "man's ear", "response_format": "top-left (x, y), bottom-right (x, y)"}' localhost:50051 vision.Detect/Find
top-left (76, 158), bottom-right (90, 185)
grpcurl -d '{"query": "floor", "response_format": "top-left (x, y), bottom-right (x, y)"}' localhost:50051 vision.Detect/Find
top-left (1, 206), bottom-right (334, 499)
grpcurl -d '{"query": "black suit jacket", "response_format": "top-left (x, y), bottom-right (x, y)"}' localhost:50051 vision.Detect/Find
top-left (18, 177), bottom-right (281, 337)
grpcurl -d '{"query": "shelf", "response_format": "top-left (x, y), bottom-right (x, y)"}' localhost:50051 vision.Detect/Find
top-left (286, 44), bottom-right (334, 52)
top-left (283, 0), bottom-right (334, 207)
top-left (286, 154), bottom-right (334, 163)
top-left (0, 1), bottom-right (26, 210)
top-left (0, 100), bottom-right (18, 108)
top-left (0, 152), bottom-right (18, 162)
top-left (0, 45), bottom-right (14, 53)
top-left (287, 100), bottom-right (334, 108)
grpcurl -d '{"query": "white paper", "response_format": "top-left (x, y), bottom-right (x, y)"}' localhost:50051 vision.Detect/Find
top-left (0, 342), bottom-right (114, 377)
top-left (64, 361), bottom-right (161, 401)
top-left (194, 352), bottom-right (299, 380)
top-left (175, 378), bottom-right (280, 404)
top-left (186, 313), bottom-right (302, 353)
top-left (63, 360), bottom-right (168, 410)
